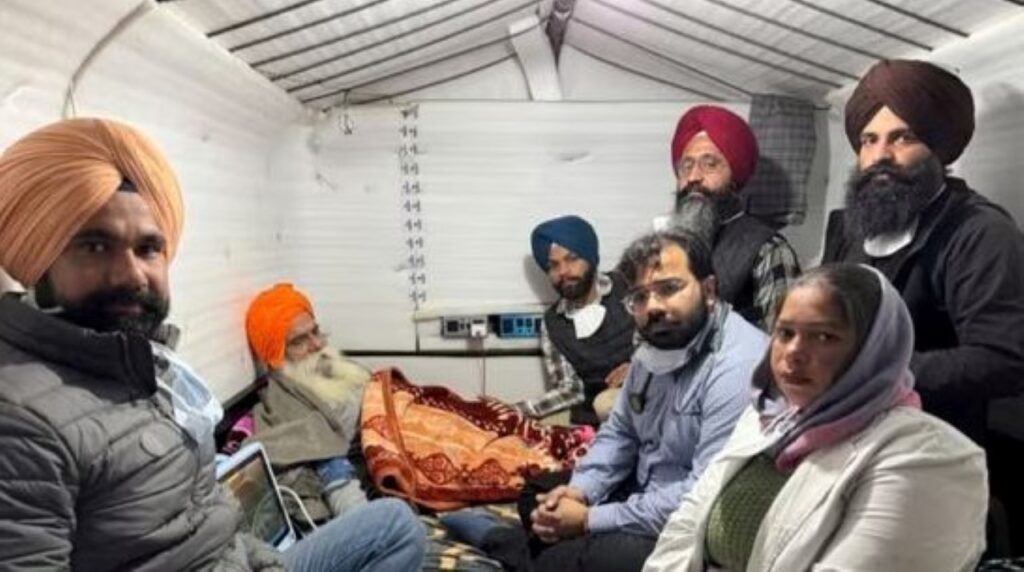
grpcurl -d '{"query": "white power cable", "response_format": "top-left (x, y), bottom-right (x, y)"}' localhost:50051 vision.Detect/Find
top-left (277, 485), bottom-right (319, 532)
top-left (63, 0), bottom-right (155, 118)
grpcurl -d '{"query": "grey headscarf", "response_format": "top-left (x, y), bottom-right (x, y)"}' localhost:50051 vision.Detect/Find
top-left (753, 265), bottom-right (921, 470)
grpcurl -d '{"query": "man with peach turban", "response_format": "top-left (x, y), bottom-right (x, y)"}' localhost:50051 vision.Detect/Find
top-left (822, 59), bottom-right (1024, 451)
top-left (0, 118), bottom-right (423, 570)
top-left (664, 105), bottom-right (800, 329)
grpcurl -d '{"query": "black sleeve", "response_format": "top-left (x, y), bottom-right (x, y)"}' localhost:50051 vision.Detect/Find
top-left (821, 209), bottom-right (851, 264)
top-left (911, 211), bottom-right (1024, 404)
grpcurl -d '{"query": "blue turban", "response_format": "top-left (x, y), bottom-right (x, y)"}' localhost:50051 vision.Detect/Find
top-left (530, 215), bottom-right (599, 271)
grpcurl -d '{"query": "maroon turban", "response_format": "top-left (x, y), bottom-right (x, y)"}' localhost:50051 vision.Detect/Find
top-left (845, 59), bottom-right (974, 165)
top-left (670, 105), bottom-right (759, 189)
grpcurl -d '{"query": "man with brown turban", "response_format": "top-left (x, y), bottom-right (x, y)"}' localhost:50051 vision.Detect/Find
top-left (822, 59), bottom-right (1024, 449)
top-left (0, 118), bottom-right (424, 571)
top-left (664, 105), bottom-right (800, 330)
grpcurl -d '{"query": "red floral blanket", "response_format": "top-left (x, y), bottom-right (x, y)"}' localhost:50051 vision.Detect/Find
top-left (361, 368), bottom-right (590, 510)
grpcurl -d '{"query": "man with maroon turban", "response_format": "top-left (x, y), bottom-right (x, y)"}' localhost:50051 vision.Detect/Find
top-left (666, 105), bottom-right (800, 330)
top-left (822, 59), bottom-right (1024, 449)
top-left (0, 118), bottom-right (424, 570)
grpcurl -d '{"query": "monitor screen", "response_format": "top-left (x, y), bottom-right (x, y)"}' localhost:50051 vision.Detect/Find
top-left (218, 450), bottom-right (291, 548)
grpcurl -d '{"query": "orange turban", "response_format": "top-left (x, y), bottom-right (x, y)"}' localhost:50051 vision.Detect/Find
top-left (246, 283), bottom-right (315, 369)
top-left (0, 117), bottom-right (184, 287)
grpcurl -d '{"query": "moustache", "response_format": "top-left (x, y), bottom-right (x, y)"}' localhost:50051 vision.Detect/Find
top-left (643, 311), bottom-right (679, 331)
top-left (854, 160), bottom-right (915, 189)
top-left (675, 183), bottom-right (713, 206)
top-left (58, 285), bottom-right (169, 338)
top-left (89, 287), bottom-right (166, 313)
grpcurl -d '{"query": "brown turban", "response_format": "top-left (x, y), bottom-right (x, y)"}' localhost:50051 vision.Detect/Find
top-left (0, 118), bottom-right (184, 286)
top-left (845, 59), bottom-right (974, 164)
top-left (246, 283), bottom-right (315, 369)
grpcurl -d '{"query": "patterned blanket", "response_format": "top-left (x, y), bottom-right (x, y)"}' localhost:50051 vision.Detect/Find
top-left (361, 368), bottom-right (589, 510)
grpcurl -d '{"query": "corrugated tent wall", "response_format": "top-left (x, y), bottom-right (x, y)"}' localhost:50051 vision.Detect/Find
top-left (0, 0), bottom-right (303, 400)
top-left (0, 1), bottom-right (834, 403)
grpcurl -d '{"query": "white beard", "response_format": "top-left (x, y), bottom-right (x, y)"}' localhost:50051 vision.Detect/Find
top-left (279, 346), bottom-right (371, 412)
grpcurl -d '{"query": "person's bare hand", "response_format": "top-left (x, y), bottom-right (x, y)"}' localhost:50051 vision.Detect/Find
top-left (536, 485), bottom-right (588, 511)
top-left (604, 362), bottom-right (630, 388)
top-left (531, 498), bottom-right (589, 542)
top-left (531, 504), bottom-right (560, 543)
top-left (531, 486), bottom-right (588, 543)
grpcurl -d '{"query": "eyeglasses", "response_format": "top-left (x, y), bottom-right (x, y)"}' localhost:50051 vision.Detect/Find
top-left (286, 326), bottom-right (329, 353)
top-left (677, 154), bottom-right (726, 177)
top-left (623, 278), bottom-right (687, 314)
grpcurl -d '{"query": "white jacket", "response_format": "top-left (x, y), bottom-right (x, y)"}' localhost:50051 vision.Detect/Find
top-left (644, 406), bottom-right (987, 572)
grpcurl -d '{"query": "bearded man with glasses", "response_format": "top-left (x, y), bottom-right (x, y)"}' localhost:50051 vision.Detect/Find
top-left (662, 105), bottom-right (801, 331)
top-left (515, 231), bottom-right (766, 572)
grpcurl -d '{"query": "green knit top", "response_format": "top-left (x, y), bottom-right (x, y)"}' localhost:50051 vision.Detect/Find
top-left (705, 454), bottom-right (791, 571)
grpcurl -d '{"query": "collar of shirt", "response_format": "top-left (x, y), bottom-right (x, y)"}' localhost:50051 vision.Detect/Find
top-left (863, 224), bottom-right (916, 257)
top-left (153, 342), bottom-right (223, 444)
top-left (720, 211), bottom-right (745, 226)
top-left (557, 273), bottom-right (614, 339)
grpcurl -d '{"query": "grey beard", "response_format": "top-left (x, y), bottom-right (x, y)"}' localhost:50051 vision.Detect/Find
top-left (280, 346), bottom-right (371, 406)
top-left (668, 191), bottom-right (721, 247)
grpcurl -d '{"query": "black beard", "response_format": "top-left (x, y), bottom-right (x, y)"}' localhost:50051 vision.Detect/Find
top-left (556, 265), bottom-right (597, 302)
top-left (844, 157), bottom-right (944, 239)
top-left (37, 279), bottom-right (169, 339)
top-left (639, 298), bottom-right (708, 349)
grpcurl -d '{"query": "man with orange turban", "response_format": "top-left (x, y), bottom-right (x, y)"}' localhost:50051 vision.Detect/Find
top-left (0, 118), bottom-right (423, 570)
top-left (247, 282), bottom-right (321, 369)
top-left (245, 283), bottom-right (374, 520)
top-left (822, 59), bottom-right (1024, 450)
top-left (665, 105), bottom-right (800, 329)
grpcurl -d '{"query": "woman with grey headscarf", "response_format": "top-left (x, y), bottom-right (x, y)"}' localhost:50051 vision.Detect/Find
top-left (643, 263), bottom-right (987, 572)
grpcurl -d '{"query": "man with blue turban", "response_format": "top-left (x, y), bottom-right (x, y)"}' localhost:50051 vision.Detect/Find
top-left (523, 215), bottom-right (635, 426)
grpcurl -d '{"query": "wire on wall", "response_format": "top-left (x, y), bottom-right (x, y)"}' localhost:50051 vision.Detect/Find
top-left (63, 0), bottom-right (155, 118)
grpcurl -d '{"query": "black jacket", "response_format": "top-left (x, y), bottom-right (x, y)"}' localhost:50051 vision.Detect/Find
top-left (823, 178), bottom-right (1024, 444)
top-left (545, 271), bottom-right (635, 426)
top-left (714, 214), bottom-right (779, 326)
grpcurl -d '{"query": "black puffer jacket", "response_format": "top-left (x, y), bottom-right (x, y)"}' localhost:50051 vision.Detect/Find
top-left (0, 295), bottom-right (284, 571)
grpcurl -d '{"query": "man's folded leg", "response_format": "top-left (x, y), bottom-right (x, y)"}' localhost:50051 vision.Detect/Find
top-left (283, 498), bottom-right (425, 572)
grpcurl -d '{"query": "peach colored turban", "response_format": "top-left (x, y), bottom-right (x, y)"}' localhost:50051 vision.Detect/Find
top-left (246, 283), bottom-right (315, 369)
top-left (0, 117), bottom-right (184, 286)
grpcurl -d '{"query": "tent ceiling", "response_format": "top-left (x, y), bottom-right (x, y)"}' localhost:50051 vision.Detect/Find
top-left (163, 0), bottom-right (1023, 108)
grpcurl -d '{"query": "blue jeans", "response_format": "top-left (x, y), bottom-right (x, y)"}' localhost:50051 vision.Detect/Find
top-left (283, 498), bottom-right (425, 572)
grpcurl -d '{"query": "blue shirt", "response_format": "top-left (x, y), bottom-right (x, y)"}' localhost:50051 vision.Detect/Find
top-left (569, 307), bottom-right (768, 537)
